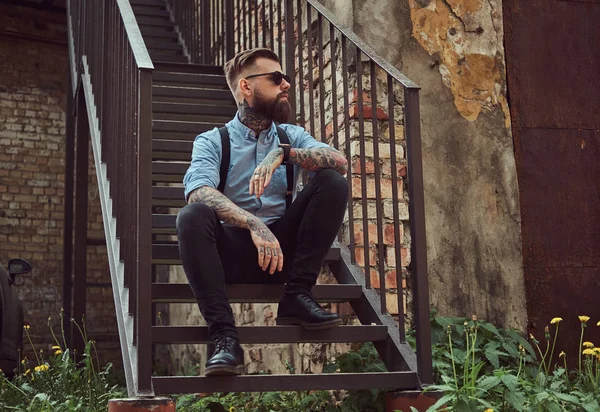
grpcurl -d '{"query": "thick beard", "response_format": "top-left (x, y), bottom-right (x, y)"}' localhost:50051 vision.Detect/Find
top-left (252, 89), bottom-right (291, 124)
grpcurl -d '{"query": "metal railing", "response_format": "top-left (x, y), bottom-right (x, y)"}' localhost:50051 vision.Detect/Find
top-left (66, 0), bottom-right (154, 396)
top-left (198, 0), bottom-right (433, 384)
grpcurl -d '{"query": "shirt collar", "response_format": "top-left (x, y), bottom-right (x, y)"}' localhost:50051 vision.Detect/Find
top-left (230, 111), bottom-right (278, 142)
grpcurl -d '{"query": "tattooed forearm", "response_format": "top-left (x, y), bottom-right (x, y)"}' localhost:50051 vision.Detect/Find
top-left (238, 98), bottom-right (271, 135)
top-left (188, 186), bottom-right (260, 229)
top-left (289, 148), bottom-right (348, 175)
top-left (247, 218), bottom-right (277, 242)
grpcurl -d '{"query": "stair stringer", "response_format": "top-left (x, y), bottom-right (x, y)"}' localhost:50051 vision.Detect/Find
top-left (81, 57), bottom-right (140, 397)
top-left (330, 243), bottom-right (422, 387)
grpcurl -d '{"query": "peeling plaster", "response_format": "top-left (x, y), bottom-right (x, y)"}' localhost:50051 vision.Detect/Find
top-left (408, 0), bottom-right (511, 126)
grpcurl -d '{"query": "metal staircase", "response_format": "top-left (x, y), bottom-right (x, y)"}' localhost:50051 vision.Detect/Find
top-left (64, 0), bottom-right (432, 398)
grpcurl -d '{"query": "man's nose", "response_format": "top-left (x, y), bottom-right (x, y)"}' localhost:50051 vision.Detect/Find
top-left (281, 78), bottom-right (291, 91)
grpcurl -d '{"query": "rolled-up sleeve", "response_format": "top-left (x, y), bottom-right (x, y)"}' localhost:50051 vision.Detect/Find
top-left (183, 129), bottom-right (221, 201)
top-left (280, 124), bottom-right (331, 150)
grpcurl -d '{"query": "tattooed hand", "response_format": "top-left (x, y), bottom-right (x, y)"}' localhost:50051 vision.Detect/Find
top-left (248, 217), bottom-right (284, 274)
top-left (289, 147), bottom-right (348, 175)
top-left (249, 148), bottom-right (284, 198)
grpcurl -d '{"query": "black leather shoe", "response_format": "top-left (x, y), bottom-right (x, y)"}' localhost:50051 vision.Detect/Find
top-left (204, 336), bottom-right (244, 376)
top-left (276, 292), bottom-right (342, 329)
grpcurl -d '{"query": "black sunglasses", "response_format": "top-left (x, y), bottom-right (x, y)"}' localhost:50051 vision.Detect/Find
top-left (245, 71), bottom-right (291, 86)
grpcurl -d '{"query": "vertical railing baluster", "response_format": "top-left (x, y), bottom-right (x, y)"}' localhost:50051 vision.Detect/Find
top-left (306, 5), bottom-right (315, 135)
top-left (269, 0), bottom-right (274, 49)
top-left (356, 49), bottom-right (371, 288)
top-left (277, 0), bottom-right (282, 59)
top-left (371, 61), bottom-right (386, 313)
top-left (296, 0), bottom-right (304, 128)
top-left (226, 0), bottom-right (234, 60)
top-left (330, 24), bottom-right (338, 150)
top-left (284, 0), bottom-right (296, 117)
top-left (342, 35), bottom-right (356, 263)
top-left (405, 87), bottom-right (432, 383)
top-left (254, 0), bottom-right (259, 49)
top-left (243, 0), bottom-right (248, 50)
top-left (261, 0), bottom-right (267, 47)
top-left (317, 14), bottom-right (325, 142)
top-left (388, 74), bottom-right (406, 340)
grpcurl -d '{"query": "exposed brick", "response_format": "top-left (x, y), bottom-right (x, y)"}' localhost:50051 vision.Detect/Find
top-left (385, 246), bottom-right (410, 268)
top-left (351, 176), bottom-right (403, 199)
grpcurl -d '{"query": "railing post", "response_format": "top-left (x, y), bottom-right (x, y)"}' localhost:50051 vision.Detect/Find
top-left (283, 0), bottom-right (296, 119)
top-left (225, 0), bottom-right (234, 61)
top-left (136, 68), bottom-right (154, 395)
top-left (62, 69), bottom-right (75, 348)
top-left (201, 0), bottom-right (211, 64)
top-left (73, 88), bottom-right (89, 356)
top-left (404, 88), bottom-right (432, 384)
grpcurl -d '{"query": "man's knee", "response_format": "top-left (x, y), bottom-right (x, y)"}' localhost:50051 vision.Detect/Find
top-left (312, 169), bottom-right (349, 200)
top-left (176, 202), bottom-right (217, 236)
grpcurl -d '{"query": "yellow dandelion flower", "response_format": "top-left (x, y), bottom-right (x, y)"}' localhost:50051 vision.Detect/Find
top-left (583, 342), bottom-right (595, 348)
top-left (229, 408), bottom-right (236, 412)
top-left (23, 325), bottom-right (30, 330)
top-left (594, 348), bottom-right (600, 355)
top-left (597, 321), bottom-right (600, 327)
top-left (34, 365), bottom-right (48, 373)
top-left (0, 369), bottom-right (3, 374)
top-left (583, 348), bottom-right (595, 356)
top-left (579, 316), bottom-right (591, 323)
top-left (54, 349), bottom-right (62, 355)
top-left (25, 369), bottom-right (31, 375)
top-left (51, 345), bottom-right (60, 350)
top-left (550, 317), bottom-right (563, 324)
top-left (559, 351), bottom-right (566, 357)
top-left (484, 409), bottom-right (494, 412)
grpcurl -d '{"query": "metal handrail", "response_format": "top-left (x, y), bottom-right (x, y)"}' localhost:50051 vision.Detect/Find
top-left (305, 0), bottom-right (419, 91)
top-left (66, 0), bottom-right (154, 396)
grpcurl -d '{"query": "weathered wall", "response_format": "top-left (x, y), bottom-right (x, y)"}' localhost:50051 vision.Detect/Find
top-left (0, 4), bottom-right (121, 367)
top-left (345, 0), bottom-right (527, 329)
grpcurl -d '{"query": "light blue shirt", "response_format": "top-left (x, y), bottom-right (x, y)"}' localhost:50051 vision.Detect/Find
top-left (183, 113), bottom-right (330, 224)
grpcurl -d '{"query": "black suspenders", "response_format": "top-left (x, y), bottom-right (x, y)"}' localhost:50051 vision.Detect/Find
top-left (217, 126), bottom-right (294, 209)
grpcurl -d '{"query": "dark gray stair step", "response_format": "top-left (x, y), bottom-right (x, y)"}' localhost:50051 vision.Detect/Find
top-left (140, 29), bottom-right (178, 41)
top-left (152, 131), bottom-right (198, 141)
top-left (153, 186), bottom-right (190, 199)
top-left (153, 103), bottom-right (236, 117)
top-left (152, 372), bottom-right (420, 394)
top-left (153, 139), bottom-right (192, 153)
top-left (153, 120), bottom-right (221, 133)
top-left (139, 24), bottom-right (175, 34)
top-left (153, 161), bottom-right (187, 176)
top-left (152, 325), bottom-right (387, 344)
top-left (152, 283), bottom-right (363, 303)
top-left (151, 243), bottom-right (341, 264)
top-left (144, 39), bottom-right (181, 51)
top-left (153, 61), bottom-right (224, 75)
top-left (152, 113), bottom-right (230, 123)
top-left (153, 86), bottom-right (233, 101)
top-left (132, 6), bottom-right (169, 17)
top-left (150, 53), bottom-right (188, 64)
top-left (136, 16), bottom-right (173, 27)
top-left (153, 72), bottom-right (228, 88)
top-left (130, 0), bottom-right (165, 5)
top-left (152, 139), bottom-right (192, 161)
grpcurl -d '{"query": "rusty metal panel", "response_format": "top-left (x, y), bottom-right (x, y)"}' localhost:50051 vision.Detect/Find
top-left (503, 0), bottom-right (600, 129)
top-left (518, 128), bottom-right (600, 268)
top-left (525, 267), bottom-right (600, 359)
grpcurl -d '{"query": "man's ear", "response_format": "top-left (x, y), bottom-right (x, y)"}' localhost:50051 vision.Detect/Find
top-left (238, 78), bottom-right (252, 97)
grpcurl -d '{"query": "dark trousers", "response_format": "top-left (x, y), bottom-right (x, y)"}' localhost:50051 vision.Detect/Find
top-left (176, 169), bottom-right (348, 340)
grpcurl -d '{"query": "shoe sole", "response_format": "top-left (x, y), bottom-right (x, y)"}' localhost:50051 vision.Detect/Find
top-left (204, 364), bottom-right (245, 377)
top-left (276, 317), bottom-right (343, 329)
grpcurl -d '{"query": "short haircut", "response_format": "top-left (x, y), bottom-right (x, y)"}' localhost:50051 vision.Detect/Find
top-left (224, 48), bottom-right (280, 93)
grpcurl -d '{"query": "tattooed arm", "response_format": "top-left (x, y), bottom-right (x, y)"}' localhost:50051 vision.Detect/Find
top-left (188, 186), bottom-right (284, 274)
top-left (289, 147), bottom-right (348, 175)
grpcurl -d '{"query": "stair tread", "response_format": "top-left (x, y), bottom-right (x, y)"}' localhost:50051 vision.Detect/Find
top-left (152, 120), bottom-right (222, 132)
top-left (152, 87), bottom-right (233, 101)
top-left (152, 243), bottom-right (341, 263)
top-left (153, 139), bottom-right (192, 152)
top-left (152, 325), bottom-right (387, 344)
top-left (153, 102), bottom-right (237, 115)
top-left (152, 283), bottom-right (363, 303)
top-left (153, 72), bottom-right (228, 87)
top-left (153, 61), bottom-right (225, 75)
top-left (152, 372), bottom-right (420, 394)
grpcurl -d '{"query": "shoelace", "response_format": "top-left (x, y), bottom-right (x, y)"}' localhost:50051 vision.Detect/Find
top-left (297, 293), bottom-right (323, 310)
top-left (214, 337), bottom-right (236, 353)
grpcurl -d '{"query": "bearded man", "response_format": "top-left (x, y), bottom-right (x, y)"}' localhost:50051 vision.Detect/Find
top-left (177, 48), bottom-right (348, 376)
